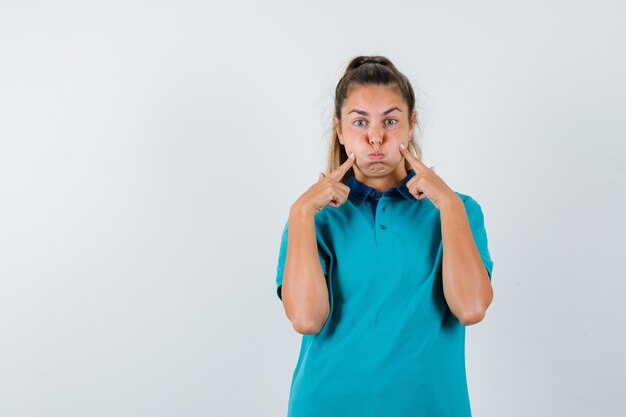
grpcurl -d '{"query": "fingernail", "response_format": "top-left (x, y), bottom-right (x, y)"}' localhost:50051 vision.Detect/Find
top-left (349, 152), bottom-right (355, 159)
top-left (400, 143), bottom-right (405, 149)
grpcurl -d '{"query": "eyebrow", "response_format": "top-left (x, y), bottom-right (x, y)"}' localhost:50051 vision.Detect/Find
top-left (347, 107), bottom-right (403, 116)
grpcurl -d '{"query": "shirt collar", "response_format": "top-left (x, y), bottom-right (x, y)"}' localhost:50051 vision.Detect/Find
top-left (346, 169), bottom-right (417, 205)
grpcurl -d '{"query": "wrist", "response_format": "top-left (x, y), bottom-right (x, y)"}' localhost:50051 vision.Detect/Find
top-left (290, 201), bottom-right (316, 219)
top-left (439, 193), bottom-right (463, 214)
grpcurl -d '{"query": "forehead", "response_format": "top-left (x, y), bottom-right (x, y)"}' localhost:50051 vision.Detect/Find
top-left (342, 84), bottom-right (406, 113)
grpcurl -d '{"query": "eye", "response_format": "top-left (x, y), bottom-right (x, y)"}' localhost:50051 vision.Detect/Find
top-left (353, 120), bottom-right (367, 127)
top-left (384, 118), bottom-right (398, 126)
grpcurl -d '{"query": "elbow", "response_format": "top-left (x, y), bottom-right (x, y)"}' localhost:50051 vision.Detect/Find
top-left (459, 308), bottom-right (486, 326)
top-left (292, 318), bottom-right (323, 335)
top-left (284, 292), bottom-right (330, 335)
top-left (291, 308), bottom-right (330, 335)
top-left (460, 285), bottom-right (494, 326)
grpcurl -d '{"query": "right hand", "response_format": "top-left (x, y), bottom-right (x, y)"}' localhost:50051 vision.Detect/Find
top-left (292, 152), bottom-right (356, 215)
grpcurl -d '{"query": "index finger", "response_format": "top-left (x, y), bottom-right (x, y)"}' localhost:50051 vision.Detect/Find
top-left (399, 145), bottom-right (428, 173)
top-left (328, 152), bottom-right (356, 181)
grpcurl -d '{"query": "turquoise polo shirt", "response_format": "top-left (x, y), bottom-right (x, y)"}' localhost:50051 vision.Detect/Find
top-left (275, 168), bottom-right (494, 417)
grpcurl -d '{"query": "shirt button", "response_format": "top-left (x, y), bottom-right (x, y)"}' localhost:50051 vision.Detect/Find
top-left (369, 190), bottom-right (375, 197)
top-left (380, 224), bottom-right (387, 230)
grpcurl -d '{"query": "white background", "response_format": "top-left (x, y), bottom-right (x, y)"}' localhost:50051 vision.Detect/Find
top-left (1, 1), bottom-right (625, 416)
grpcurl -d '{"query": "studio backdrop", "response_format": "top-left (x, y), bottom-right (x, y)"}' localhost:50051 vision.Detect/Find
top-left (0, 1), bottom-right (624, 416)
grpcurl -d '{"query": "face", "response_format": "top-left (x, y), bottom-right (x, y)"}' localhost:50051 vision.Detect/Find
top-left (333, 84), bottom-right (416, 180)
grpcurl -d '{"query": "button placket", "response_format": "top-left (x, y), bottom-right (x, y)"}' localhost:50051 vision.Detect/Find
top-left (376, 197), bottom-right (388, 231)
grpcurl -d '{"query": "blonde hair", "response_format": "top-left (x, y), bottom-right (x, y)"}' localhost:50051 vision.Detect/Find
top-left (325, 55), bottom-right (423, 183)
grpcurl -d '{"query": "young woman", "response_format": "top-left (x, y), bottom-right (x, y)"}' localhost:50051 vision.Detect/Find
top-left (275, 55), bottom-right (494, 417)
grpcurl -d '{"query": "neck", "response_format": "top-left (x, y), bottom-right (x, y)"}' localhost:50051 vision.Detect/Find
top-left (354, 164), bottom-right (408, 193)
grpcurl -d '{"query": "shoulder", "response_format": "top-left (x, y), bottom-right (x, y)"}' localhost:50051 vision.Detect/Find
top-left (314, 199), bottom-right (356, 223)
top-left (452, 191), bottom-right (492, 227)
top-left (453, 191), bottom-right (482, 212)
top-left (280, 204), bottom-right (342, 235)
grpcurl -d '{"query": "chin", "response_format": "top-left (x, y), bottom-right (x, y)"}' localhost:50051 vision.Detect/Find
top-left (361, 163), bottom-right (391, 175)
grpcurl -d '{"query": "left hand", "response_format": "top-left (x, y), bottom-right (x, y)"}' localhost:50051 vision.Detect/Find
top-left (399, 143), bottom-right (459, 210)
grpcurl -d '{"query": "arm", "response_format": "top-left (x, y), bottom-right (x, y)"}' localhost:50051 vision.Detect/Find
top-left (281, 204), bottom-right (331, 334)
top-left (440, 196), bottom-right (494, 326)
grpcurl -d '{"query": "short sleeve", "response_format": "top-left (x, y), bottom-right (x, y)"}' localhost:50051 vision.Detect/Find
top-left (275, 218), bottom-right (331, 301)
top-left (464, 197), bottom-right (495, 281)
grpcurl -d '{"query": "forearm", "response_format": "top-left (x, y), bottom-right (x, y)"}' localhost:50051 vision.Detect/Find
top-left (282, 204), bottom-right (331, 334)
top-left (439, 196), bottom-right (493, 325)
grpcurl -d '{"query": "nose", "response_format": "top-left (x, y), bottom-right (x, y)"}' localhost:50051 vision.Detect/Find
top-left (368, 127), bottom-right (383, 149)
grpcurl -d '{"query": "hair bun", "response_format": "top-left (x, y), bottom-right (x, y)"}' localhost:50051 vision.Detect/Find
top-left (345, 56), bottom-right (392, 72)
top-left (354, 57), bottom-right (388, 68)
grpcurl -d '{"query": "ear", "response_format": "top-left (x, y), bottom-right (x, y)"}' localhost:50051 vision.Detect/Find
top-left (333, 115), bottom-right (344, 144)
top-left (409, 111), bottom-right (417, 138)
